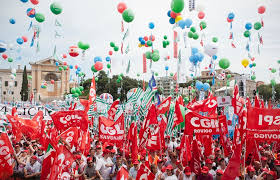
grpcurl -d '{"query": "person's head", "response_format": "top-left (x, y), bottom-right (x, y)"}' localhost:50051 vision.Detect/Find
top-left (201, 166), bottom-right (209, 176)
top-left (219, 158), bottom-right (226, 168)
top-left (171, 137), bottom-right (175, 142)
top-left (96, 145), bottom-right (102, 154)
top-left (87, 157), bottom-right (93, 167)
top-left (75, 155), bottom-right (82, 164)
top-left (133, 160), bottom-right (139, 168)
top-left (15, 145), bottom-right (20, 153)
top-left (216, 169), bottom-right (224, 180)
top-left (150, 164), bottom-right (157, 175)
top-left (103, 149), bottom-right (110, 158)
top-left (166, 165), bottom-right (173, 176)
top-left (253, 161), bottom-right (261, 170)
top-left (37, 148), bottom-right (43, 155)
top-left (140, 156), bottom-right (145, 164)
top-left (149, 150), bottom-right (156, 157)
top-left (184, 166), bottom-right (192, 177)
top-left (261, 156), bottom-right (268, 166)
top-left (215, 147), bottom-right (221, 157)
top-left (205, 159), bottom-right (213, 169)
top-left (247, 166), bottom-right (255, 178)
top-left (274, 160), bottom-right (280, 172)
top-left (90, 148), bottom-right (95, 156)
top-left (157, 159), bottom-right (164, 168)
top-left (170, 152), bottom-right (177, 163)
top-left (33, 145), bottom-right (38, 151)
top-left (30, 156), bottom-right (37, 165)
top-left (22, 150), bottom-right (28, 157)
top-left (263, 144), bottom-right (270, 151)
top-left (116, 155), bottom-right (122, 165)
top-left (165, 136), bottom-right (170, 143)
top-left (110, 149), bottom-right (116, 158)
top-left (266, 171), bottom-right (276, 180)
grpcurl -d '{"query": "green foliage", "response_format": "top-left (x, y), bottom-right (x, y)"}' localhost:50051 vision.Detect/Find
top-left (20, 66), bottom-right (29, 101)
top-left (258, 84), bottom-right (280, 101)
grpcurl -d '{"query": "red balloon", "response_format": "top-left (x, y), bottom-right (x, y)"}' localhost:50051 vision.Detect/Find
top-left (2, 54), bottom-right (8, 60)
top-left (22, 36), bottom-right (28, 42)
top-left (30, 0), bottom-right (39, 5)
top-left (63, 54), bottom-right (67, 58)
top-left (227, 17), bottom-right (233, 23)
top-left (75, 65), bottom-right (78, 69)
top-left (143, 36), bottom-right (148, 41)
top-left (63, 62), bottom-right (67, 65)
top-left (50, 80), bottom-right (55, 84)
top-left (188, 86), bottom-right (192, 90)
top-left (117, 2), bottom-right (127, 14)
top-left (167, 56), bottom-right (170, 59)
top-left (109, 51), bottom-right (113, 56)
top-left (205, 67), bottom-right (208, 70)
top-left (258, 6), bottom-right (266, 14)
top-left (170, 11), bottom-right (178, 18)
top-left (198, 11), bottom-right (205, 19)
top-left (94, 62), bottom-right (103, 71)
top-left (144, 43), bottom-right (148, 47)
top-left (149, 35), bottom-right (155, 41)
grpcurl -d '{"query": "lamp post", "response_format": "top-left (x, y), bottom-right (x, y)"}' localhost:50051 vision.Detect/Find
top-left (33, 88), bottom-right (37, 105)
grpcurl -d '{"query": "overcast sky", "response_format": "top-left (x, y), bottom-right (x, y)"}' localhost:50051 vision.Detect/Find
top-left (0, 0), bottom-right (280, 83)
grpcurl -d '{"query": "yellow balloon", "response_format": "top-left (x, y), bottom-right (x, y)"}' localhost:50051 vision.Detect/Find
top-left (241, 59), bottom-right (249, 67)
top-left (175, 15), bottom-right (183, 23)
top-left (138, 44), bottom-right (142, 48)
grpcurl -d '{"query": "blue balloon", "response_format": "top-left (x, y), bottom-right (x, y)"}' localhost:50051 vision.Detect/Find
top-left (106, 56), bottom-right (111, 62)
top-left (212, 55), bottom-right (217, 60)
top-left (196, 53), bottom-right (204, 62)
top-left (228, 12), bottom-right (235, 20)
top-left (77, 67), bottom-right (81, 71)
top-left (41, 85), bottom-right (44, 88)
top-left (26, 8), bottom-right (35, 18)
top-left (149, 22), bottom-right (155, 29)
top-left (9, 18), bottom-right (16, 24)
top-left (185, 18), bottom-right (193, 28)
top-left (195, 81), bottom-right (203, 90)
top-left (16, 38), bottom-right (24, 45)
top-left (141, 40), bottom-right (146, 45)
top-left (203, 83), bottom-right (210, 91)
top-left (191, 47), bottom-right (198, 55)
top-left (190, 74), bottom-right (193, 77)
top-left (178, 20), bottom-right (185, 29)
top-left (167, 10), bottom-right (171, 17)
top-left (69, 65), bottom-right (73, 69)
top-left (0, 41), bottom-right (7, 53)
top-left (165, 66), bottom-right (169, 71)
top-left (75, 71), bottom-right (79, 75)
top-left (245, 23), bottom-right (252, 30)
top-left (169, 18), bottom-right (175, 24)
top-left (138, 37), bottom-right (143, 42)
top-left (55, 62), bottom-right (59, 66)
top-left (249, 64), bottom-right (253, 68)
top-left (20, 0), bottom-right (28, 3)
top-left (94, 56), bottom-right (102, 63)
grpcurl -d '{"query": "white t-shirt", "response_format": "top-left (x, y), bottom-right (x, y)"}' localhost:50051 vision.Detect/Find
top-left (209, 169), bottom-right (216, 179)
top-left (96, 157), bottom-right (113, 180)
top-left (165, 174), bottom-right (178, 180)
top-left (183, 173), bottom-right (195, 180)
top-left (129, 166), bottom-right (138, 179)
top-left (25, 161), bottom-right (41, 175)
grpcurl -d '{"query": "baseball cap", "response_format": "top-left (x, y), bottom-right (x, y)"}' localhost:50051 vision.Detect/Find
top-left (75, 155), bottom-right (81, 160)
top-left (116, 154), bottom-right (122, 159)
top-left (261, 156), bottom-right (268, 161)
top-left (133, 160), bottom-right (139, 165)
top-left (247, 166), bottom-right (255, 172)
top-left (205, 159), bottom-right (212, 164)
top-left (184, 166), bottom-right (191, 175)
top-left (215, 147), bottom-right (221, 152)
top-left (158, 159), bottom-right (163, 163)
top-left (31, 156), bottom-right (37, 160)
top-left (111, 149), bottom-right (116, 153)
top-left (96, 145), bottom-right (101, 149)
top-left (267, 171), bottom-right (276, 179)
top-left (22, 150), bottom-right (28, 153)
top-left (166, 164), bottom-right (173, 170)
top-left (216, 169), bottom-right (224, 175)
top-left (201, 166), bottom-right (209, 173)
top-left (263, 144), bottom-right (270, 149)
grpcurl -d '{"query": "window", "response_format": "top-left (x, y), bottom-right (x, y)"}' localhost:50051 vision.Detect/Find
top-left (11, 91), bottom-right (14, 95)
top-left (15, 81), bottom-right (17, 87)
top-left (3, 91), bottom-right (6, 95)
top-left (5, 81), bottom-right (8, 87)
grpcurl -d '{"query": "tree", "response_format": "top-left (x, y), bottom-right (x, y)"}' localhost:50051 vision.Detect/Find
top-left (20, 66), bottom-right (28, 101)
top-left (258, 84), bottom-right (280, 102)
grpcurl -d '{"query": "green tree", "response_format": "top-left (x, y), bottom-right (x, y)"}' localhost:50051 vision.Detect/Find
top-left (258, 84), bottom-right (280, 102)
top-left (20, 66), bottom-right (29, 101)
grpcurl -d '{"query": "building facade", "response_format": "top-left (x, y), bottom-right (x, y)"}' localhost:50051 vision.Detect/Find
top-left (156, 76), bottom-right (177, 97)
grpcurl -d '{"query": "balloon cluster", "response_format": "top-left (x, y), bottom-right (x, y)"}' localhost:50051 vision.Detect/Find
top-left (244, 22), bottom-right (252, 38)
top-left (249, 62), bottom-right (256, 68)
top-left (146, 50), bottom-right (160, 62)
top-left (167, 0), bottom-right (184, 24)
top-left (117, 2), bottom-right (134, 23)
top-left (177, 18), bottom-right (193, 29)
top-left (110, 42), bottom-right (119, 52)
top-left (189, 47), bottom-right (204, 65)
top-left (16, 36), bottom-right (28, 45)
top-left (26, 8), bottom-right (36, 18)
top-left (227, 12), bottom-right (235, 23)
top-left (138, 35), bottom-right (155, 48)
top-left (167, 10), bottom-right (182, 25)
top-left (162, 35), bottom-right (170, 48)
top-left (195, 81), bottom-right (210, 91)
top-left (116, 74), bottom-right (124, 83)
top-left (188, 27), bottom-right (199, 40)
top-left (41, 82), bottom-right (47, 89)
top-left (71, 86), bottom-right (84, 98)
top-left (91, 62), bottom-right (103, 72)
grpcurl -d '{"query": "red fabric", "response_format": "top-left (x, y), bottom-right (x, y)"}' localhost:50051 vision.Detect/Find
top-left (79, 129), bottom-right (91, 156)
top-left (172, 98), bottom-right (184, 129)
top-left (127, 122), bottom-right (138, 162)
top-left (41, 145), bottom-right (56, 180)
top-left (79, 99), bottom-right (90, 112)
top-left (159, 114), bottom-right (167, 150)
top-left (189, 139), bottom-right (201, 175)
top-left (20, 111), bottom-right (44, 139)
top-left (260, 99), bottom-right (265, 108)
top-left (187, 96), bottom-right (218, 115)
top-left (51, 110), bottom-right (88, 132)
top-left (99, 114), bottom-right (125, 144)
top-left (221, 143), bottom-right (241, 180)
top-left (6, 114), bottom-right (22, 141)
top-left (246, 97), bottom-right (252, 109)
top-left (232, 84), bottom-right (245, 117)
top-left (156, 96), bottom-right (171, 115)
top-left (57, 127), bottom-right (79, 149)
top-left (108, 100), bottom-right (120, 121)
top-left (143, 53), bottom-right (147, 73)
top-left (0, 132), bottom-right (14, 179)
top-left (254, 95), bottom-right (260, 108)
top-left (201, 135), bottom-right (212, 158)
top-left (245, 139), bottom-right (260, 165)
top-left (180, 134), bottom-right (192, 166)
top-left (116, 167), bottom-right (129, 180)
top-left (268, 99), bottom-right (272, 109)
top-left (88, 76), bottom-right (97, 111)
top-left (146, 125), bottom-right (161, 151)
top-left (136, 164), bottom-right (155, 180)
top-left (247, 107), bottom-right (280, 140)
top-left (219, 122), bottom-right (232, 157)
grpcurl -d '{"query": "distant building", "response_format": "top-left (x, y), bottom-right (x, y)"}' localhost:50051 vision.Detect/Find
top-left (156, 76), bottom-right (177, 97)
top-left (256, 81), bottom-right (265, 87)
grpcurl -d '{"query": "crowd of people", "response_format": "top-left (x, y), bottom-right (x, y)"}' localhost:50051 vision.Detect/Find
top-left (7, 132), bottom-right (280, 180)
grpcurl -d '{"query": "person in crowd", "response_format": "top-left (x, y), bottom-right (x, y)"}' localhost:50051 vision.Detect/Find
top-left (148, 150), bottom-right (159, 165)
top-left (150, 164), bottom-right (159, 180)
top-left (95, 145), bottom-right (103, 160)
top-left (96, 149), bottom-right (113, 180)
top-left (205, 158), bottom-right (216, 178)
top-left (165, 152), bottom-right (178, 169)
top-left (155, 159), bottom-right (164, 180)
top-left (253, 161), bottom-right (262, 176)
top-left (110, 155), bottom-right (127, 180)
top-left (261, 156), bottom-right (269, 169)
top-left (36, 148), bottom-right (44, 164)
top-left (216, 158), bottom-right (226, 173)
top-left (197, 166), bottom-right (213, 180)
top-left (23, 155), bottom-right (41, 180)
top-left (245, 166), bottom-right (257, 180)
top-left (164, 164), bottom-right (177, 180)
top-left (215, 169), bottom-right (223, 180)
top-left (179, 166), bottom-right (194, 180)
top-left (84, 157), bottom-right (99, 180)
top-left (72, 154), bottom-right (87, 180)
top-left (129, 160), bottom-right (139, 179)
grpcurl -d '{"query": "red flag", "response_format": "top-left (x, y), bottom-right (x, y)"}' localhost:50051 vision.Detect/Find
top-left (245, 138), bottom-right (260, 165)
top-left (246, 97), bottom-right (252, 109)
top-left (0, 132), bottom-right (14, 179)
top-left (19, 111), bottom-right (44, 139)
top-left (260, 99), bottom-right (265, 108)
top-left (190, 139), bottom-right (201, 175)
top-left (79, 99), bottom-right (90, 112)
top-left (78, 129), bottom-right (91, 156)
top-left (156, 96), bottom-right (171, 115)
top-left (172, 98), bottom-right (184, 129)
top-left (254, 95), bottom-right (260, 108)
top-left (232, 84), bottom-right (245, 117)
top-left (127, 122), bottom-right (138, 162)
top-left (146, 125), bottom-right (161, 151)
top-left (201, 135), bottom-right (213, 158)
top-left (41, 144), bottom-right (56, 180)
top-left (268, 99), bottom-right (272, 109)
top-left (143, 53), bottom-right (147, 73)
top-left (180, 134), bottom-right (192, 166)
top-left (219, 122), bottom-right (232, 157)
top-left (222, 143), bottom-right (241, 180)
top-left (6, 114), bottom-right (22, 141)
top-left (108, 99), bottom-right (120, 121)
top-left (174, 31), bottom-right (178, 58)
top-left (116, 167), bottom-right (129, 180)
top-left (136, 164), bottom-right (155, 180)
top-left (159, 114), bottom-right (167, 150)
top-left (88, 76), bottom-right (97, 111)
top-left (57, 127), bottom-right (78, 149)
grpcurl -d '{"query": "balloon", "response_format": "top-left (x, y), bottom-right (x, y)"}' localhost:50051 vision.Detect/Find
top-left (117, 2), bottom-right (127, 14)
top-left (226, 80), bottom-right (230, 87)
top-left (110, 42), bottom-right (115, 47)
top-left (149, 22), bottom-right (155, 29)
top-left (241, 59), bottom-right (249, 68)
top-left (254, 22), bottom-right (262, 30)
top-left (75, 65), bottom-right (78, 69)
top-left (170, 73), bottom-right (174, 76)
top-left (55, 62), bottom-right (59, 66)
top-left (63, 61), bottom-right (67, 66)
top-left (170, 11), bottom-right (177, 18)
top-left (167, 10), bottom-right (171, 17)
top-left (26, 8), bottom-right (36, 18)
top-left (212, 37), bottom-right (218, 43)
top-left (91, 65), bottom-right (97, 72)
top-left (35, 13), bottom-right (45, 23)
top-left (191, 47), bottom-right (198, 55)
top-left (140, 40), bottom-right (145, 45)
top-left (212, 55), bottom-right (217, 60)
top-left (155, 72), bottom-right (158, 76)
top-left (94, 62), bottom-right (103, 71)
top-left (195, 81), bottom-right (203, 90)
top-left (114, 46), bottom-right (119, 51)
top-left (190, 27), bottom-right (196, 33)
top-left (271, 79), bottom-right (276, 86)
top-left (143, 36), bottom-right (148, 41)
top-left (188, 31), bottom-right (193, 38)
top-left (169, 18), bottom-right (175, 24)
top-left (59, 67), bottom-right (63, 71)
top-left (109, 51), bottom-right (113, 56)
top-left (165, 66), bottom-right (169, 71)
top-left (245, 23), bottom-right (252, 30)
top-left (69, 65), bottom-right (73, 69)
top-left (228, 12), bottom-right (235, 20)
top-left (9, 18), bottom-right (16, 24)
top-left (185, 18), bottom-right (192, 28)
top-left (251, 75), bottom-right (256, 80)
top-left (30, 0), bottom-right (39, 5)
top-left (164, 35), bottom-right (168, 40)
top-left (137, 73), bottom-right (140, 77)
top-left (116, 79), bottom-right (121, 83)
top-left (50, 80), bottom-right (55, 84)
top-left (122, 9), bottom-right (134, 23)
top-left (193, 33), bottom-right (199, 40)
top-left (50, 2), bottom-right (63, 15)
top-left (28, 75), bottom-right (32, 80)
top-left (0, 41), bottom-right (7, 53)
top-left (149, 35), bottom-right (155, 41)
top-left (94, 56), bottom-right (102, 63)
top-left (8, 58), bottom-right (13, 62)
top-left (243, 30), bottom-right (251, 38)
top-left (203, 83), bottom-right (210, 91)
top-left (219, 58), bottom-right (230, 69)
top-left (198, 11), bottom-right (205, 19)
top-left (271, 68), bottom-right (276, 73)
top-left (147, 40), bottom-right (152, 47)
top-left (258, 6), bottom-right (266, 14)
top-left (171, 0), bottom-right (184, 13)
top-left (78, 41), bottom-right (90, 50)
top-left (20, 0), bottom-right (28, 3)
top-left (106, 56), bottom-right (111, 62)
top-left (252, 62), bottom-right (256, 67)
top-left (178, 20), bottom-right (185, 29)
top-left (227, 17), bottom-right (233, 23)
top-left (22, 36), bottom-right (28, 42)
top-left (175, 15), bottom-right (183, 23)
top-left (17, 38), bottom-right (24, 45)
top-left (204, 43), bottom-right (218, 57)
top-left (62, 54), bottom-right (67, 59)
top-left (69, 46), bottom-right (79, 57)
top-left (107, 64), bottom-right (111, 69)
top-left (2, 54), bottom-right (7, 59)
top-left (79, 86), bottom-right (84, 91)
top-left (199, 21), bottom-right (207, 29)
top-left (151, 52), bottom-right (160, 62)
top-left (77, 67), bottom-right (81, 71)
top-left (196, 52), bottom-right (204, 62)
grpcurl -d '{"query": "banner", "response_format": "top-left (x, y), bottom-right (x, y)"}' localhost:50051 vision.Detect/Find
top-left (99, 114), bottom-right (125, 143)
top-left (0, 132), bottom-right (14, 179)
top-left (185, 110), bottom-right (227, 135)
top-left (247, 107), bottom-right (280, 141)
top-left (51, 110), bottom-right (88, 132)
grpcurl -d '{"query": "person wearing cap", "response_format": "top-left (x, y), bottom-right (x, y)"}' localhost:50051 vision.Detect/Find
top-left (110, 155), bottom-right (127, 180)
top-left (155, 159), bottom-right (164, 180)
top-left (83, 157), bottom-right (99, 180)
top-left (253, 161), bottom-right (262, 176)
top-left (245, 166), bottom-right (257, 180)
top-left (214, 147), bottom-right (222, 160)
top-left (110, 149), bottom-right (117, 163)
top-left (150, 164), bottom-right (158, 179)
top-left (261, 156), bottom-right (269, 169)
top-left (72, 154), bottom-right (87, 180)
top-left (15, 144), bottom-right (22, 157)
top-left (179, 166), bottom-right (194, 180)
top-left (129, 160), bottom-right (139, 179)
top-left (216, 158), bottom-right (226, 173)
top-left (165, 152), bottom-right (178, 169)
top-left (274, 160), bottom-right (280, 179)
top-left (205, 159), bottom-right (216, 178)
top-left (197, 166), bottom-right (213, 180)
top-left (24, 155), bottom-right (41, 179)
top-left (215, 169), bottom-right (223, 180)
top-left (15, 149), bottom-right (30, 176)
top-left (96, 148), bottom-right (114, 180)
top-left (36, 148), bottom-right (44, 164)
top-left (95, 145), bottom-right (103, 160)
top-left (164, 164), bottom-right (177, 180)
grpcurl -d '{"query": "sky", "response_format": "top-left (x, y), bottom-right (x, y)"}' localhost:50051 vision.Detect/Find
top-left (0, 0), bottom-right (280, 84)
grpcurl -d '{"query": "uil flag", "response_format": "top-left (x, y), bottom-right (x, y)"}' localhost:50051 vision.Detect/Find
top-left (136, 164), bottom-right (155, 180)
top-left (89, 76), bottom-right (97, 111)
top-left (116, 167), bottom-right (129, 180)
top-left (0, 132), bottom-right (14, 179)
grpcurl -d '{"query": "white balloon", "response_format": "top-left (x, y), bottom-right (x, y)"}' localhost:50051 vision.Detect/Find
top-left (204, 43), bottom-right (218, 57)
top-left (7, 43), bottom-right (14, 50)
top-left (11, 68), bottom-right (16, 74)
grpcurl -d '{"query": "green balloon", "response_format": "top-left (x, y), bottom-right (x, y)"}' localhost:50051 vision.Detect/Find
top-left (206, 80), bottom-right (210, 83)
top-left (71, 88), bottom-right (76, 94)
top-left (59, 67), bottom-right (63, 71)
top-left (91, 65), bottom-right (97, 72)
top-left (63, 66), bottom-right (67, 70)
top-left (163, 41), bottom-right (167, 48)
top-left (170, 73), bottom-right (174, 76)
top-left (76, 88), bottom-right (81, 95)
top-left (122, 9), bottom-right (134, 23)
top-left (226, 80), bottom-right (230, 87)
top-left (155, 72), bottom-right (158, 76)
top-left (277, 60), bottom-right (280, 64)
top-left (153, 50), bottom-right (159, 54)
top-left (147, 40), bottom-right (152, 47)
top-left (164, 35), bottom-right (168, 40)
top-left (244, 30), bottom-right (251, 38)
top-left (73, 93), bottom-right (79, 98)
top-left (254, 22), bottom-right (262, 30)
top-left (193, 33), bottom-right (199, 40)
top-left (151, 52), bottom-right (160, 62)
top-left (190, 27), bottom-right (196, 33)
top-left (28, 75), bottom-right (32, 80)
top-left (188, 31), bottom-right (193, 38)
top-left (184, 97), bottom-right (189, 102)
top-left (227, 74), bottom-right (231, 78)
top-left (110, 42), bottom-right (115, 47)
top-left (219, 58), bottom-right (230, 69)
top-left (145, 51), bottom-right (152, 59)
top-left (192, 89), bottom-right (196, 93)
top-left (212, 37), bottom-right (218, 43)
top-left (137, 73), bottom-right (140, 77)
top-left (271, 68), bottom-right (276, 73)
top-left (35, 13), bottom-right (45, 23)
top-left (78, 41), bottom-right (90, 50)
top-left (95, 77), bottom-right (98, 82)
top-left (116, 79), bottom-right (121, 83)
top-left (120, 73), bottom-right (124, 77)
top-left (107, 64), bottom-right (111, 69)
top-left (166, 41), bottom-right (170, 45)
top-left (171, 0), bottom-right (184, 13)
top-left (251, 75), bottom-right (256, 80)
top-left (199, 21), bottom-right (207, 29)
top-left (79, 86), bottom-right (84, 91)
top-left (271, 79), bottom-right (276, 86)
top-left (114, 46), bottom-right (119, 51)
top-left (252, 62), bottom-right (256, 67)
top-left (50, 2), bottom-right (63, 15)
top-left (118, 76), bottom-right (123, 81)
top-left (8, 58), bottom-right (13, 62)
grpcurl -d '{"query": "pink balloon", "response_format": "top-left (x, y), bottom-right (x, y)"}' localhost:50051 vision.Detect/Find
top-left (143, 36), bottom-right (148, 41)
top-left (149, 35), bottom-right (155, 41)
top-left (258, 6), bottom-right (266, 14)
top-left (94, 62), bottom-right (103, 71)
top-left (198, 11), bottom-right (205, 19)
top-left (22, 36), bottom-right (28, 42)
top-left (117, 2), bottom-right (127, 14)
top-left (30, 0), bottom-right (39, 5)
top-left (75, 65), bottom-right (78, 69)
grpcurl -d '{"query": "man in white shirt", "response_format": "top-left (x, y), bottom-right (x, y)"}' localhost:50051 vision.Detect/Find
top-left (96, 149), bottom-right (114, 180)
top-left (205, 158), bottom-right (216, 178)
top-left (129, 160), bottom-right (139, 179)
top-left (24, 156), bottom-right (41, 180)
